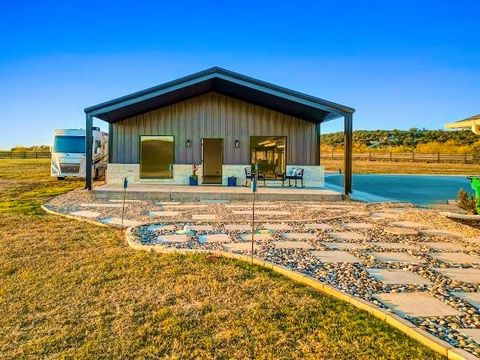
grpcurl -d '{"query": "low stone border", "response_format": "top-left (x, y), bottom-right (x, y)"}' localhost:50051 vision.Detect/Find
top-left (41, 205), bottom-right (476, 359)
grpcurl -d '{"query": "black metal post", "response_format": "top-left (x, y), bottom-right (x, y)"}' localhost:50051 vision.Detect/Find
top-left (344, 113), bottom-right (353, 195)
top-left (85, 114), bottom-right (93, 190)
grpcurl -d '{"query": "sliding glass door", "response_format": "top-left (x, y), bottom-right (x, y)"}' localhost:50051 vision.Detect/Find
top-left (140, 135), bottom-right (174, 179)
top-left (250, 136), bottom-right (286, 179)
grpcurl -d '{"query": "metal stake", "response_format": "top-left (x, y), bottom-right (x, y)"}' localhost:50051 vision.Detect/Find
top-left (121, 177), bottom-right (128, 229)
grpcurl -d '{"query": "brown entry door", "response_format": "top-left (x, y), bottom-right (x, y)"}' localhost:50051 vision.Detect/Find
top-left (202, 138), bottom-right (223, 184)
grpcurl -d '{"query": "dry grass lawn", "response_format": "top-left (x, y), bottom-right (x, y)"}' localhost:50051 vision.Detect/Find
top-left (0, 159), bottom-right (443, 359)
top-left (322, 158), bottom-right (480, 175)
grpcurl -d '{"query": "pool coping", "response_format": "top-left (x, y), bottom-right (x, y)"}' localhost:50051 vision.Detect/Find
top-left (41, 204), bottom-right (476, 360)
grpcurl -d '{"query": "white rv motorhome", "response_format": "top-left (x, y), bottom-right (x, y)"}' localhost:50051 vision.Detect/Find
top-left (51, 128), bottom-right (108, 180)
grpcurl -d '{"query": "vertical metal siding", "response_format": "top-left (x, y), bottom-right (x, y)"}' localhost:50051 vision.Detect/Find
top-left (112, 92), bottom-right (318, 165)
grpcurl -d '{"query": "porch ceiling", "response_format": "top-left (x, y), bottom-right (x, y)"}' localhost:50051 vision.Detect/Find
top-left (84, 67), bottom-right (354, 124)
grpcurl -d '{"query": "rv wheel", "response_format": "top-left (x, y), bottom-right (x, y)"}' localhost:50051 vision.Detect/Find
top-left (57, 177), bottom-right (65, 180)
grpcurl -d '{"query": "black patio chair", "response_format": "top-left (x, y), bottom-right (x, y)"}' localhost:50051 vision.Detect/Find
top-left (245, 167), bottom-right (266, 186)
top-left (283, 167), bottom-right (304, 188)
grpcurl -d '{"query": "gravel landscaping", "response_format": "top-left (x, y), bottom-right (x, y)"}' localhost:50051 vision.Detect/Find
top-left (46, 188), bottom-right (480, 357)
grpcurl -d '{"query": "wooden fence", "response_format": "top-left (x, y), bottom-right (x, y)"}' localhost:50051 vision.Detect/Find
top-left (0, 151), bottom-right (51, 159)
top-left (320, 151), bottom-right (479, 164)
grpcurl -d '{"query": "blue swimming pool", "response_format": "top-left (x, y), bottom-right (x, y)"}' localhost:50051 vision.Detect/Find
top-left (325, 174), bottom-right (474, 205)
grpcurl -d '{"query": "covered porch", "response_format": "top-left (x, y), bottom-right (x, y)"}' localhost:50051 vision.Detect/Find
top-left (93, 183), bottom-right (342, 202)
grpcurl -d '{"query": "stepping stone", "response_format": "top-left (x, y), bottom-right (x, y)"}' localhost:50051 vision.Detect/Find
top-left (431, 252), bottom-right (480, 264)
top-left (110, 199), bottom-right (142, 203)
top-left (434, 268), bottom-right (480, 284)
top-left (453, 292), bottom-right (480, 308)
top-left (423, 242), bottom-right (466, 251)
top-left (200, 199), bottom-right (228, 204)
top-left (344, 222), bottom-right (374, 230)
top-left (262, 223), bottom-right (293, 231)
top-left (421, 229), bottom-right (464, 238)
top-left (329, 232), bottom-right (366, 241)
top-left (457, 329), bottom-right (480, 344)
top-left (273, 241), bottom-right (313, 249)
top-left (101, 217), bottom-right (141, 227)
top-left (80, 203), bottom-right (123, 208)
top-left (463, 237), bottom-right (480, 245)
top-left (311, 251), bottom-right (360, 263)
top-left (157, 234), bottom-right (189, 243)
top-left (383, 227), bottom-right (419, 236)
top-left (225, 204), bottom-right (252, 208)
top-left (222, 242), bottom-right (261, 252)
top-left (70, 210), bottom-right (100, 218)
top-left (390, 221), bottom-right (426, 229)
top-left (370, 212), bottom-right (398, 220)
top-left (370, 252), bottom-right (424, 264)
top-left (198, 233), bottom-right (230, 243)
top-left (322, 242), bottom-right (367, 250)
top-left (189, 225), bottom-right (215, 231)
top-left (374, 292), bottom-right (462, 317)
top-left (367, 269), bottom-right (432, 285)
top-left (240, 233), bottom-right (272, 241)
top-left (164, 204), bottom-right (205, 209)
top-left (224, 224), bottom-right (251, 231)
top-left (256, 210), bottom-right (291, 216)
top-left (146, 224), bottom-right (176, 232)
top-left (370, 242), bottom-right (415, 250)
top-left (155, 201), bottom-right (181, 205)
top-left (304, 223), bottom-right (333, 231)
top-left (254, 204), bottom-right (279, 208)
top-left (283, 232), bottom-right (316, 240)
top-left (348, 211), bottom-right (370, 217)
top-left (191, 214), bottom-right (217, 220)
top-left (149, 211), bottom-right (180, 217)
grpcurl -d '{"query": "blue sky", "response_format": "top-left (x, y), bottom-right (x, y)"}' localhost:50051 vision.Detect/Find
top-left (0, 0), bottom-right (479, 149)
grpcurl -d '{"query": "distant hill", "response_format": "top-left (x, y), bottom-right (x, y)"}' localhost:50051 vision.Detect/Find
top-left (320, 129), bottom-right (480, 153)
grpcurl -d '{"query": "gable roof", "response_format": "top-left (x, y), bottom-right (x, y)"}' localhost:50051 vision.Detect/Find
top-left (85, 67), bottom-right (354, 124)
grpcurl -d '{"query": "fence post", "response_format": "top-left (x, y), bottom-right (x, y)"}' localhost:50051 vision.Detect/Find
top-left (437, 152), bottom-right (440, 162)
top-left (464, 152), bottom-right (467, 164)
top-left (412, 152), bottom-right (415, 161)
top-left (389, 152), bottom-right (392, 161)
top-left (331, 150), bottom-right (334, 160)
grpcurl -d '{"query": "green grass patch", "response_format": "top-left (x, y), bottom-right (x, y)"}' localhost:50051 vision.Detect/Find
top-left (0, 159), bottom-right (444, 358)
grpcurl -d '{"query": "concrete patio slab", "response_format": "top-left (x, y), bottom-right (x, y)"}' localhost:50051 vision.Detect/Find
top-left (329, 231), bottom-right (367, 241)
top-left (422, 242), bottom-right (466, 251)
top-left (322, 242), bottom-right (367, 250)
top-left (191, 214), bottom-right (217, 220)
top-left (240, 233), bottom-right (273, 241)
top-left (367, 269), bottom-right (432, 285)
top-left (262, 223), bottom-right (293, 231)
top-left (80, 203), bottom-right (123, 208)
top-left (390, 221), bottom-right (426, 229)
top-left (70, 210), bottom-right (100, 218)
top-left (198, 233), bottom-right (230, 243)
top-left (272, 241), bottom-right (313, 249)
top-left (304, 223), bottom-right (334, 231)
top-left (157, 234), bottom-right (189, 243)
top-left (375, 292), bottom-right (462, 317)
top-left (101, 217), bottom-right (141, 227)
top-left (224, 224), bottom-right (251, 231)
top-left (433, 268), bottom-right (480, 284)
top-left (383, 227), bottom-right (419, 236)
top-left (453, 292), bottom-right (480, 308)
top-left (343, 222), bottom-right (374, 229)
top-left (370, 252), bottom-right (424, 264)
top-left (370, 212), bottom-right (399, 220)
top-left (149, 211), bottom-right (181, 217)
top-left (370, 242), bottom-right (415, 250)
top-left (222, 242), bottom-right (261, 252)
top-left (283, 232), bottom-right (317, 240)
top-left (457, 329), bottom-right (480, 344)
top-left (311, 250), bottom-right (361, 263)
top-left (431, 252), bottom-right (480, 264)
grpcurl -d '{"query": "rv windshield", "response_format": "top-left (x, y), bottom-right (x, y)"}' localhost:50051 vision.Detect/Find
top-left (53, 136), bottom-right (86, 153)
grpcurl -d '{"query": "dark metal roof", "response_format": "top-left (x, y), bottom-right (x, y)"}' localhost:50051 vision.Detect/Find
top-left (85, 67), bottom-right (355, 124)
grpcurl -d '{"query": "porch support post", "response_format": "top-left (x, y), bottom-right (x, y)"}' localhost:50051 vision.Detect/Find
top-left (108, 122), bottom-right (113, 163)
top-left (343, 113), bottom-right (353, 195)
top-left (85, 114), bottom-right (93, 190)
top-left (315, 122), bottom-right (321, 165)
